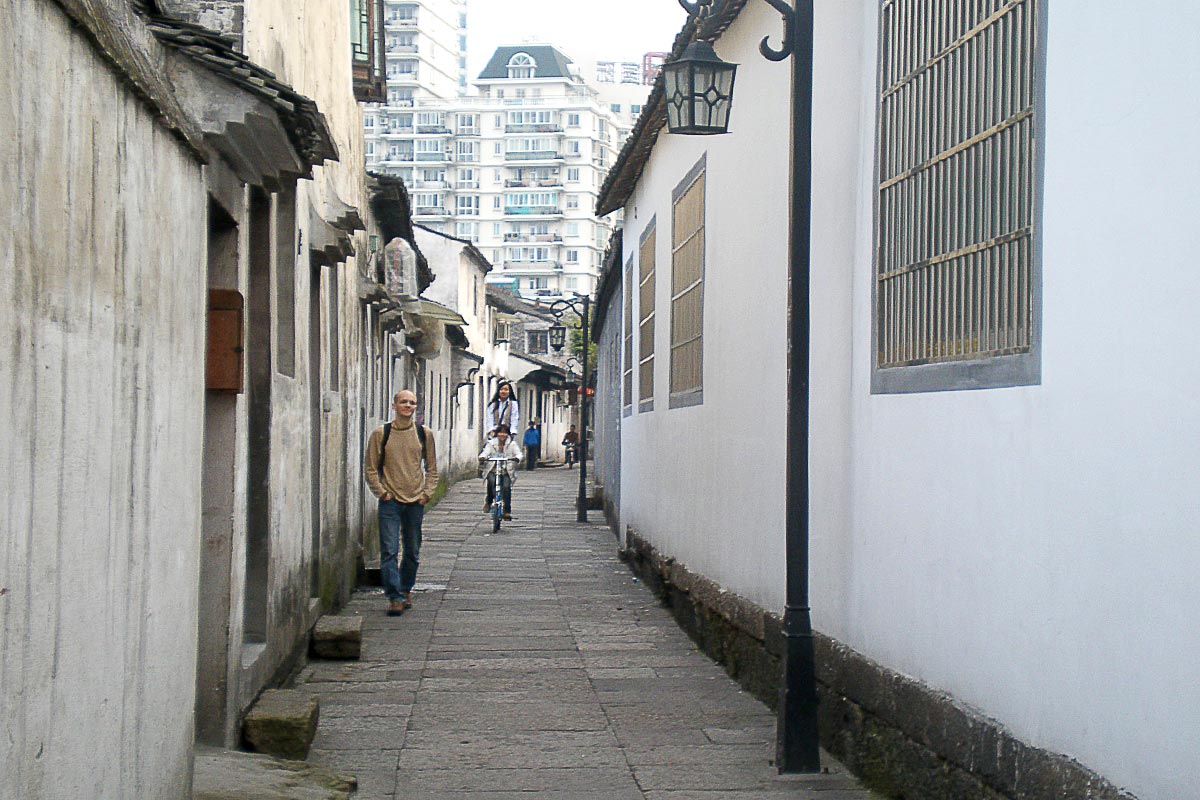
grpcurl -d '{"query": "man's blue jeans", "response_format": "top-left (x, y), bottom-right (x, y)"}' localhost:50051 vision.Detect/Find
top-left (378, 499), bottom-right (423, 602)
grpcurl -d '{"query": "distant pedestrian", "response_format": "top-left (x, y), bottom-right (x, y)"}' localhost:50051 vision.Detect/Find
top-left (523, 421), bottom-right (541, 470)
top-left (562, 425), bottom-right (579, 469)
top-left (484, 381), bottom-right (520, 438)
top-left (365, 390), bottom-right (438, 617)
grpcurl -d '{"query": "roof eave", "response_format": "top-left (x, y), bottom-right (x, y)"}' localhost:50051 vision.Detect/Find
top-left (595, 0), bottom-right (750, 216)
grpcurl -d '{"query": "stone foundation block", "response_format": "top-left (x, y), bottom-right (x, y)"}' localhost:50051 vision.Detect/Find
top-left (193, 746), bottom-right (355, 800)
top-left (242, 690), bottom-right (319, 760)
top-left (312, 614), bottom-right (363, 659)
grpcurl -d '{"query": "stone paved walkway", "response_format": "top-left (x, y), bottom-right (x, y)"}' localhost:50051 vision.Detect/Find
top-left (299, 466), bottom-right (880, 799)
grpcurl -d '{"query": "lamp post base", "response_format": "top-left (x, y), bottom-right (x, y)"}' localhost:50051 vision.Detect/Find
top-left (776, 604), bottom-right (820, 773)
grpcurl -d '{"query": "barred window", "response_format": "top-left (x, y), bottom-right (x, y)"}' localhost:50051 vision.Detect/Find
top-left (638, 222), bottom-right (657, 411)
top-left (671, 157), bottom-right (705, 407)
top-left (623, 256), bottom-right (634, 414)
top-left (874, 0), bottom-right (1042, 393)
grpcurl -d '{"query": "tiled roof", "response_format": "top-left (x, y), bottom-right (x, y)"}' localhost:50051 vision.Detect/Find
top-left (144, 10), bottom-right (338, 166)
top-left (478, 45), bottom-right (575, 80)
top-left (591, 228), bottom-right (623, 342)
top-left (485, 286), bottom-right (558, 322)
top-left (50, 0), bottom-right (207, 159)
top-left (595, 0), bottom-right (749, 217)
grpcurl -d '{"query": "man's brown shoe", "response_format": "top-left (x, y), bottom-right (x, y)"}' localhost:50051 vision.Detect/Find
top-left (503, 513), bottom-right (513, 521)
top-left (387, 600), bottom-right (406, 616)
top-left (483, 499), bottom-right (491, 512)
top-left (402, 596), bottom-right (413, 610)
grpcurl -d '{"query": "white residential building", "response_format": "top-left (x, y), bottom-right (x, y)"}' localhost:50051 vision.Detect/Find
top-left (587, 55), bottom-right (659, 137)
top-left (371, 44), bottom-right (626, 301)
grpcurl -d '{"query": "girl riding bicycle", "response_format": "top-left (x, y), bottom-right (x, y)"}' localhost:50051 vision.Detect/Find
top-left (478, 424), bottom-right (523, 520)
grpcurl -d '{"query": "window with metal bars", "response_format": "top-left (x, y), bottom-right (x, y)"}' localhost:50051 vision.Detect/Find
top-left (638, 222), bottom-right (657, 411)
top-left (670, 157), bottom-right (706, 407)
top-left (873, 0), bottom-right (1043, 393)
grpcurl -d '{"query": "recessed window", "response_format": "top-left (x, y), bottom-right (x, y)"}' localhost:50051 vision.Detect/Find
top-left (670, 157), bottom-right (705, 407)
top-left (873, 0), bottom-right (1043, 393)
top-left (638, 221), bottom-right (656, 412)
top-left (623, 255), bottom-right (634, 414)
top-left (527, 329), bottom-right (549, 354)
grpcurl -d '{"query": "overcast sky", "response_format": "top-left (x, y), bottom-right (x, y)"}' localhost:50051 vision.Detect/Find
top-left (466, 0), bottom-right (687, 82)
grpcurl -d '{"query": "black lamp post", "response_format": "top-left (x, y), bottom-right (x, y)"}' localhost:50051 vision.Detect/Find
top-left (546, 295), bottom-right (591, 523)
top-left (664, 0), bottom-right (819, 774)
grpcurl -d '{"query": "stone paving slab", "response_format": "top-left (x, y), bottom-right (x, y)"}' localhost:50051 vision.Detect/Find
top-left (300, 466), bottom-right (882, 800)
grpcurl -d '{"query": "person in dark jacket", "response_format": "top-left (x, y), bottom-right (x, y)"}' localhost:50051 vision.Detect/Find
top-left (523, 421), bottom-right (541, 470)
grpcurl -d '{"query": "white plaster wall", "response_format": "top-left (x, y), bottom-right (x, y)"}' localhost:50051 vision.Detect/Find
top-left (593, 295), bottom-right (622, 507)
top-left (536, 390), bottom-right (573, 465)
top-left (221, 0), bottom-right (380, 727)
top-left (836, 5), bottom-right (1200, 798)
top-left (0, 4), bottom-right (208, 797)
top-left (616, 1), bottom-right (1199, 796)
top-left (618, 1), bottom-right (792, 612)
top-left (244, 0), bottom-right (368, 218)
top-left (414, 228), bottom-right (492, 477)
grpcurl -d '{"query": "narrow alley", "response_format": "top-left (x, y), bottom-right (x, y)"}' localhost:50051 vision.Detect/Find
top-left (296, 466), bottom-right (877, 799)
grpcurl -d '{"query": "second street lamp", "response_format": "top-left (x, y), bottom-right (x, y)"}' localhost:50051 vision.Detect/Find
top-left (665, 0), bottom-right (820, 775)
top-left (544, 295), bottom-right (591, 523)
top-left (549, 322), bottom-right (568, 352)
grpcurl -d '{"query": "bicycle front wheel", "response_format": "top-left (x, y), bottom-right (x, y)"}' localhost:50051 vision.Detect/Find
top-left (492, 499), bottom-right (502, 532)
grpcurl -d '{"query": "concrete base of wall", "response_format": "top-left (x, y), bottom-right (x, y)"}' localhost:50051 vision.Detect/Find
top-left (620, 527), bottom-right (1136, 800)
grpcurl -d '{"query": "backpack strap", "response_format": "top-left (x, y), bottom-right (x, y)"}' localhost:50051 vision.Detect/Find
top-left (415, 423), bottom-right (427, 466)
top-left (378, 422), bottom-right (392, 476)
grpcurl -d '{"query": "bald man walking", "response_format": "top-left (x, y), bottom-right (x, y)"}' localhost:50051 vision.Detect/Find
top-left (365, 390), bottom-right (439, 616)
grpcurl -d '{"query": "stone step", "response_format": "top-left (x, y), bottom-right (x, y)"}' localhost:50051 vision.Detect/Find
top-left (242, 690), bottom-right (319, 761)
top-left (193, 746), bottom-right (354, 800)
top-left (311, 614), bottom-right (363, 659)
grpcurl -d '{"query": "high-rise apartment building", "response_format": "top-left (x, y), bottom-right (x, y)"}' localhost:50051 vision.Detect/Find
top-left (369, 44), bottom-right (627, 300)
top-left (642, 52), bottom-right (669, 86)
top-left (364, 0), bottom-right (467, 184)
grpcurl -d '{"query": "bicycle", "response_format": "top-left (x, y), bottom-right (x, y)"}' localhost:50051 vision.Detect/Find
top-left (563, 442), bottom-right (577, 469)
top-left (482, 456), bottom-right (514, 532)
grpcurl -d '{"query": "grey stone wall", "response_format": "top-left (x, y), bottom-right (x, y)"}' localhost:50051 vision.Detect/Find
top-left (620, 529), bottom-right (1137, 800)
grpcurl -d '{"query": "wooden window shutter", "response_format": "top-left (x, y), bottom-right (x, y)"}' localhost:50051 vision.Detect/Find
top-left (207, 289), bottom-right (244, 393)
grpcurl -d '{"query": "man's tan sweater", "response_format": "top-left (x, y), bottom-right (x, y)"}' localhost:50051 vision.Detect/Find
top-left (365, 419), bottom-right (439, 502)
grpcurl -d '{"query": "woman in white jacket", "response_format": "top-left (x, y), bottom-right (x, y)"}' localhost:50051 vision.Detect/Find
top-left (478, 423), bottom-right (523, 519)
top-left (484, 381), bottom-right (520, 438)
